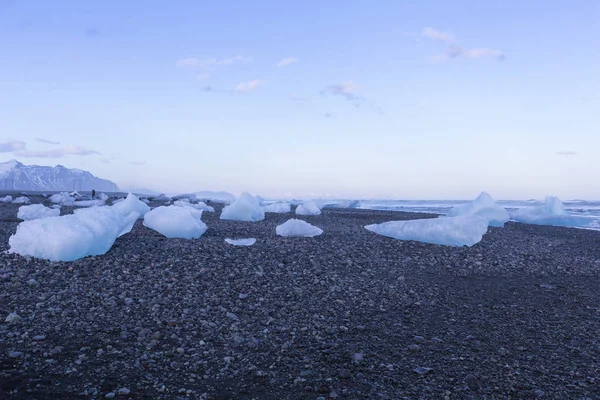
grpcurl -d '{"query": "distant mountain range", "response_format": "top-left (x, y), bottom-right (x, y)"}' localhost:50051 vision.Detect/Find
top-left (0, 160), bottom-right (120, 192)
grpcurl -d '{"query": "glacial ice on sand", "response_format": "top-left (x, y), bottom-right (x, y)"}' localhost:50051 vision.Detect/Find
top-left (17, 204), bottom-right (60, 220)
top-left (12, 196), bottom-right (30, 205)
top-left (295, 200), bottom-right (321, 216)
top-left (112, 193), bottom-right (151, 219)
top-left (225, 238), bottom-right (257, 246)
top-left (365, 215), bottom-right (489, 247)
top-left (276, 219), bottom-right (323, 237)
top-left (0, 195), bottom-right (12, 203)
top-left (8, 195), bottom-right (148, 261)
top-left (74, 199), bottom-right (105, 207)
top-left (263, 202), bottom-right (291, 213)
top-left (220, 193), bottom-right (265, 222)
top-left (512, 196), bottom-right (591, 227)
top-left (98, 193), bottom-right (109, 201)
top-left (174, 199), bottom-right (215, 212)
top-left (143, 206), bottom-right (207, 239)
top-left (446, 192), bottom-right (509, 227)
top-left (49, 193), bottom-right (75, 206)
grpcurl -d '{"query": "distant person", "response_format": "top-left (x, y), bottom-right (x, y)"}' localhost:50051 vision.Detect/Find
top-left (91, 189), bottom-right (96, 198)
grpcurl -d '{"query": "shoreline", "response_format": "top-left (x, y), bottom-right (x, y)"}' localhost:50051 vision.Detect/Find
top-left (1, 199), bottom-right (600, 399)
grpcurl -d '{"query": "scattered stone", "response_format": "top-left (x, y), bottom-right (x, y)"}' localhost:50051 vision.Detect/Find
top-left (33, 335), bottom-right (46, 341)
top-left (465, 374), bottom-right (478, 387)
top-left (413, 367), bottom-right (433, 375)
top-left (409, 344), bottom-right (421, 353)
top-left (105, 392), bottom-right (115, 399)
top-left (352, 353), bottom-right (364, 363)
top-left (339, 369), bottom-right (352, 379)
top-left (534, 389), bottom-right (545, 397)
top-left (8, 351), bottom-right (23, 358)
top-left (117, 388), bottom-right (130, 396)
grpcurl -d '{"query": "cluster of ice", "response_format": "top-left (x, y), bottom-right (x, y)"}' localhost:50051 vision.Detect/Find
top-left (365, 215), bottom-right (489, 247)
top-left (17, 204), bottom-right (60, 221)
top-left (295, 200), bottom-right (321, 216)
top-left (49, 192), bottom-right (76, 206)
top-left (446, 192), bottom-right (510, 227)
top-left (12, 196), bottom-right (30, 205)
top-left (0, 195), bottom-right (12, 203)
top-left (9, 194), bottom-right (149, 261)
top-left (143, 206), bottom-right (207, 239)
top-left (225, 238), bottom-right (257, 246)
top-left (512, 196), bottom-right (590, 227)
top-left (193, 191), bottom-right (235, 204)
top-left (98, 193), bottom-right (109, 201)
top-left (276, 219), bottom-right (323, 237)
top-left (74, 199), bottom-right (105, 207)
top-left (263, 202), bottom-right (291, 213)
top-left (220, 193), bottom-right (264, 222)
top-left (152, 193), bottom-right (172, 202)
top-left (174, 199), bottom-right (215, 212)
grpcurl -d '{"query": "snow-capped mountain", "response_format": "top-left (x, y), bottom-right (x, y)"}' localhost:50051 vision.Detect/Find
top-left (0, 160), bottom-right (120, 192)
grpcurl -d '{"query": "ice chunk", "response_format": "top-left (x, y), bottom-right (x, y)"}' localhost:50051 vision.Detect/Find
top-left (446, 192), bottom-right (509, 227)
top-left (225, 238), bottom-right (257, 246)
top-left (0, 195), bottom-right (12, 203)
top-left (220, 193), bottom-right (265, 222)
top-left (295, 200), bottom-right (321, 216)
top-left (324, 200), bottom-right (361, 209)
top-left (174, 200), bottom-right (215, 212)
top-left (12, 196), bottom-right (30, 204)
top-left (263, 202), bottom-right (291, 213)
top-left (365, 215), bottom-right (489, 247)
top-left (152, 193), bottom-right (172, 202)
top-left (49, 192), bottom-right (75, 206)
top-left (17, 204), bottom-right (60, 220)
top-left (74, 199), bottom-right (105, 207)
top-left (193, 191), bottom-right (235, 204)
top-left (98, 193), bottom-right (109, 201)
top-left (112, 193), bottom-right (151, 219)
top-left (276, 219), bottom-right (323, 237)
top-left (512, 196), bottom-right (591, 227)
top-left (143, 206), bottom-right (207, 239)
top-left (9, 205), bottom-right (140, 261)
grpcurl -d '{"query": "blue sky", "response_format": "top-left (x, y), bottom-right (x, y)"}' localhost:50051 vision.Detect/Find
top-left (0, 0), bottom-right (598, 199)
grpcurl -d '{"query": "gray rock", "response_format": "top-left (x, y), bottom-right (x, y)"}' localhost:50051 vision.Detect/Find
top-left (408, 344), bottom-right (421, 353)
top-left (413, 367), bottom-right (433, 375)
top-left (339, 369), bottom-right (351, 379)
top-left (105, 393), bottom-right (115, 399)
top-left (117, 388), bottom-right (131, 395)
top-left (8, 351), bottom-right (23, 358)
top-left (465, 374), bottom-right (478, 387)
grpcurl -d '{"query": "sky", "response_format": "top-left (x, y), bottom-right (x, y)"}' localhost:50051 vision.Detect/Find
top-left (0, 0), bottom-right (599, 199)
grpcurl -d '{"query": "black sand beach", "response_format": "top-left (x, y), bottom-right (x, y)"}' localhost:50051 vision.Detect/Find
top-left (1, 196), bottom-right (600, 399)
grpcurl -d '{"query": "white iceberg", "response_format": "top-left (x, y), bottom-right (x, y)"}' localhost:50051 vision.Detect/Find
top-left (0, 195), bottom-right (13, 203)
top-left (112, 193), bottom-right (151, 219)
top-left (152, 193), bottom-right (172, 202)
top-left (17, 204), bottom-right (60, 221)
top-left (98, 193), bottom-right (109, 201)
top-left (193, 191), bottom-right (235, 204)
top-left (12, 196), bottom-right (30, 205)
top-left (263, 202), bottom-right (291, 213)
top-left (74, 199), bottom-right (105, 207)
top-left (365, 215), bottom-right (489, 247)
top-left (512, 196), bottom-right (590, 227)
top-left (220, 192), bottom-right (265, 222)
top-left (225, 238), bottom-right (257, 246)
top-left (143, 206), bottom-right (207, 239)
top-left (446, 192), bottom-right (509, 227)
top-left (324, 200), bottom-right (361, 209)
top-left (276, 219), bottom-right (323, 237)
top-left (49, 192), bottom-right (75, 206)
top-left (8, 199), bottom-right (146, 261)
top-left (174, 199), bottom-right (215, 212)
top-left (295, 200), bottom-right (321, 216)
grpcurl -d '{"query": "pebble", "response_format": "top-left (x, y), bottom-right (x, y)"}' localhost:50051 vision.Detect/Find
top-left (105, 392), bottom-right (115, 399)
top-left (352, 353), bottom-right (364, 363)
top-left (339, 369), bottom-right (352, 379)
top-left (33, 335), bottom-right (46, 341)
top-left (238, 293), bottom-right (248, 299)
top-left (465, 374), bottom-right (477, 387)
top-left (409, 344), bottom-right (421, 353)
top-left (414, 335), bottom-right (425, 343)
top-left (534, 389), bottom-right (545, 397)
top-left (413, 367), bottom-right (433, 375)
top-left (117, 388), bottom-right (130, 395)
top-left (8, 351), bottom-right (23, 358)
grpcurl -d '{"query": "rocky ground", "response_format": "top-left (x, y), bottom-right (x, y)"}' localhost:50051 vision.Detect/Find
top-left (1, 195), bottom-right (600, 399)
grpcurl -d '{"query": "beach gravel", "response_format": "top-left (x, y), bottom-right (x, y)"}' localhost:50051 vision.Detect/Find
top-left (0, 196), bottom-right (599, 399)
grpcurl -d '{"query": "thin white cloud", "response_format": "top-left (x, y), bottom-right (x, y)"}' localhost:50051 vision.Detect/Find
top-left (422, 27), bottom-right (454, 42)
top-left (17, 145), bottom-right (100, 158)
top-left (277, 57), bottom-right (298, 67)
top-left (130, 161), bottom-right (146, 166)
top-left (234, 80), bottom-right (264, 94)
top-left (423, 27), bottom-right (505, 61)
top-left (176, 55), bottom-right (252, 69)
top-left (0, 140), bottom-right (26, 153)
top-left (323, 81), bottom-right (359, 100)
top-left (445, 46), bottom-right (505, 60)
top-left (556, 151), bottom-right (578, 156)
top-left (35, 137), bottom-right (61, 145)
